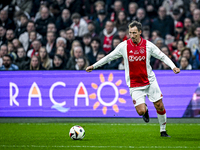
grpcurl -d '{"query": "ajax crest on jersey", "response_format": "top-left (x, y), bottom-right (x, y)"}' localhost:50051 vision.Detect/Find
top-left (69, 125), bottom-right (85, 140)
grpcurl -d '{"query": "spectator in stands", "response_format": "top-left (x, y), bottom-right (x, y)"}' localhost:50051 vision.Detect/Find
top-left (39, 47), bottom-right (52, 70)
top-left (67, 46), bottom-right (84, 70)
top-left (162, 0), bottom-right (183, 16)
top-left (9, 0), bottom-right (33, 15)
top-left (0, 54), bottom-right (18, 70)
top-left (0, 10), bottom-right (15, 30)
top-left (151, 6), bottom-right (174, 39)
top-left (95, 50), bottom-right (108, 69)
top-left (15, 14), bottom-right (28, 38)
top-left (27, 40), bottom-right (41, 58)
top-left (50, 54), bottom-right (65, 70)
top-left (90, 1), bottom-right (105, 21)
top-left (0, 44), bottom-right (8, 67)
top-left (49, 2), bottom-right (61, 20)
top-left (0, 25), bottom-right (6, 46)
top-left (117, 27), bottom-right (128, 41)
top-left (179, 56), bottom-right (192, 70)
top-left (70, 13), bottom-right (88, 38)
top-left (99, 20), bottom-right (117, 54)
top-left (59, 30), bottom-right (67, 39)
top-left (118, 58), bottom-right (124, 70)
top-left (174, 22), bottom-right (185, 41)
top-left (56, 9), bottom-right (72, 32)
top-left (35, 6), bottom-right (55, 37)
top-left (127, 2), bottom-right (138, 22)
top-left (153, 46), bottom-right (176, 70)
top-left (19, 21), bottom-right (42, 52)
top-left (187, 25), bottom-right (200, 55)
top-left (87, 21), bottom-right (98, 37)
top-left (15, 47), bottom-right (30, 70)
top-left (135, 8), bottom-right (150, 27)
top-left (64, 0), bottom-right (83, 15)
top-left (7, 42), bottom-right (17, 61)
top-left (47, 23), bottom-right (57, 35)
top-left (179, 47), bottom-right (198, 69)
top-left (29, 55), bottom-right (45, 70)
top-left (183, 17), bottom-right (192, 43)
top-left (142, 26), bottom-right (151, 41)
top-left (12, 38), bottom-right (22, 52)
top-left (5, 29), bottom-right (15, 44)
top-left (55, 46), bottom-right (68, 66)
top-left (114, 10), bottom-right (128, 30)
top-left (75, 57), bottom-right (89, 70)
top-left (82, 33), bottom-right (92, 55)
top-left (94, 9), bottom-right (108, 35)
top-left (151, 30), bottom-right (162, 44)
top-left (44, 31), bottom-right (56, 59)
top-left (87, 37), bottom-right (102, 65)
top-left (65, 28), bottom-right (81, 51)
top-left (173, 40), bottom-right (185, 61)
top-left (69, 40), bottom-right (82, 58)
top-left (192, 9), bottom-right (200, 24)
top-left (110, 0), bottom-right (124, 22)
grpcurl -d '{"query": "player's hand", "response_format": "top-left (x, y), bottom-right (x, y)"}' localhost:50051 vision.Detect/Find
top-left (173, 67), bottom-right (180, 74)
top-left (86, 66), bottom-right (94, 72)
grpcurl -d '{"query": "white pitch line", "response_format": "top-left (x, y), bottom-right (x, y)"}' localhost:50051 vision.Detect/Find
top-left (17, 123), bottom-right (200, 126)
top-left (0, 145), bottom-right (200, 149)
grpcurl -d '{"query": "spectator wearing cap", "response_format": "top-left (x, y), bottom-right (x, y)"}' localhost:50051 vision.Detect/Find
top-left (35, 6), bottom-right (55, 37)
top-left (94, 9), bottom-right (108, 35)
top-left (172, 8), bottom-right (184, 26)
top-left (162, 0), bottom-right (183, 16)
top-left (99, 20), bottom-right (118, 54)
top-left (0, 54), bottom-right (18, 70)
top-left (56, 9), bottom-right (72, 32)
top-left (151, 6), bottom-right (174, 39)
top-left (174, 21), bottom-right (184, 41)
top-left (70, 13), bottom-right (88, 38)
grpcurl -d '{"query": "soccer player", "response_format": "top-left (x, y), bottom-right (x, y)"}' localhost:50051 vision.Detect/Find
top-left (86, 21), bottom-right (180, 137)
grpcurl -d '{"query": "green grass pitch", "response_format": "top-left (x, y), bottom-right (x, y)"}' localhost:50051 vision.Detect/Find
top-left (0, 122), bottom-right (200, 150)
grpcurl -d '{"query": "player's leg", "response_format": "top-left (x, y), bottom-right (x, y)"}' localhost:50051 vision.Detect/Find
top-left (147, 80), bottom-right (170, 137)
top-left (153, 99), bottom-right (170, 137)
top-left (129, 87), bottom-right (149, 122)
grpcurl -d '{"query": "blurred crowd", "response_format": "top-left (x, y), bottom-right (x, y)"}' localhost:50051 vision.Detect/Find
top-left (0, 0), bottom-right (200, 71)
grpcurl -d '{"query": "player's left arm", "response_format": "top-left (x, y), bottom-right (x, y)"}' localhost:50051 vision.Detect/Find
top-left (149, 41), bottom-right (180, 74)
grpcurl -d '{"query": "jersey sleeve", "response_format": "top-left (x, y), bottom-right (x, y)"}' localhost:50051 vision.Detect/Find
top-left (148, 41), bottom-right (176, 70)
top-left (92, 42), bottom-right (124, 69)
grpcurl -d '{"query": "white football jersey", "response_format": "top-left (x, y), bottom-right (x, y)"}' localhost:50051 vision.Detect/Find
top-left (93, 38), bottom-right (176, 88)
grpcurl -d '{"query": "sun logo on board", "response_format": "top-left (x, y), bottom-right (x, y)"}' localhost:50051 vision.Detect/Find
top-left (89, 73), bottom-right (127, 115)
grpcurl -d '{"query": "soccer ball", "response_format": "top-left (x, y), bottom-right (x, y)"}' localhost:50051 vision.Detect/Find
top-left (69, 125), bottom-right (85, 140)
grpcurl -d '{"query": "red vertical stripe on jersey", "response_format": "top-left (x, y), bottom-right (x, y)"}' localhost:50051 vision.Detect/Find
top-left (127, 38), bottom-right (150, 87)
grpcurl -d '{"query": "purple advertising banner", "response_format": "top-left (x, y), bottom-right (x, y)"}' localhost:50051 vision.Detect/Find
top-left (0, 70), bottom-right (200, 117)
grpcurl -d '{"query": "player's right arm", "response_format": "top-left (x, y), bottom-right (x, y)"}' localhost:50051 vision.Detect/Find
top-left (86, 42), bottom-right (124, 72)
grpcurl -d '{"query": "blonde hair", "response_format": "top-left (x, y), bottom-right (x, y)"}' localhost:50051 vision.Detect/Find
top-left (70, 40), bottom-right (81, 57)
top-left (39, 47), bottom-right (52, 70)
top-left (30, 55), bottom-right (40, 70)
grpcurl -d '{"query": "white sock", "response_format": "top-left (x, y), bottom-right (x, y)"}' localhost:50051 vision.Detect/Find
top-left (157, 109), bottom-right (167, 132)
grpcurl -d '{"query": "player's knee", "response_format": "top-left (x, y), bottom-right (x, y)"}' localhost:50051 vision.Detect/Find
top-left (137, 109), bottom-right (146, 116)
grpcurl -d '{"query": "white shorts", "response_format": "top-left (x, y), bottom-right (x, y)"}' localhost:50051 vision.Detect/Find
top-left (129, 79), bottom-right (163, 107)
